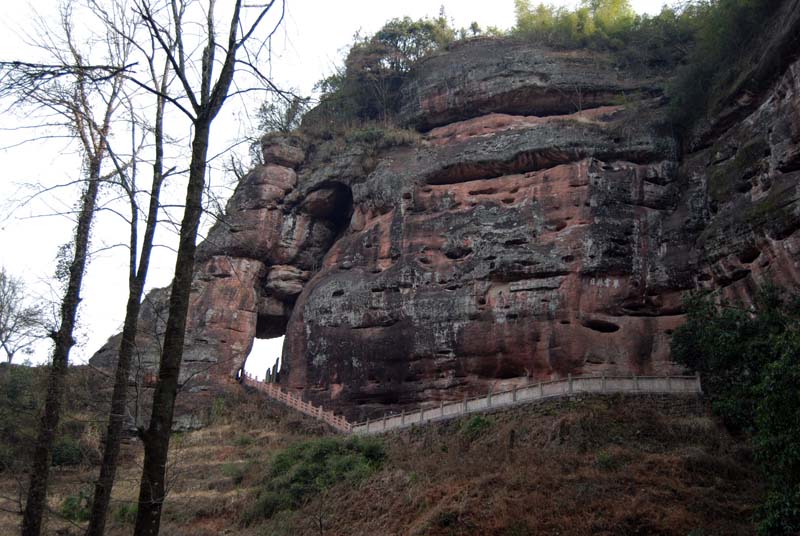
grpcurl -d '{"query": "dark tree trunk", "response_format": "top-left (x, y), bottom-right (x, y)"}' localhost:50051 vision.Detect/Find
top-left (133, 122), bottom-right (211, 536)
top-left (22, 162), bottom-right (102, 536)
top-left (129, 2), bottom-right (277, 532)
top-left (85, 122), bottom-right (164, 536)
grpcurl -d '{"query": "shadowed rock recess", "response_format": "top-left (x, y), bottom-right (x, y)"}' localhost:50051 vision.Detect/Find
top-left (91, 26), bottom-right (800, 421)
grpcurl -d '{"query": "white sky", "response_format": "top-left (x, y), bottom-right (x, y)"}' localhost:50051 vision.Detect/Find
top-left (0, 0), bottom-right (667, 379)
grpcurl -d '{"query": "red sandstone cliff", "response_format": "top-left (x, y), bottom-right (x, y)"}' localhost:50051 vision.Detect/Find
top-left (90, 4), bottom-right (800, 421)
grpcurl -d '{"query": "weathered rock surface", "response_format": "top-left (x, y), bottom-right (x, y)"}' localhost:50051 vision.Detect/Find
top-left (91, 18), bottom-right (800, 421)
top-left (399, 39), bottom-right (663, 130)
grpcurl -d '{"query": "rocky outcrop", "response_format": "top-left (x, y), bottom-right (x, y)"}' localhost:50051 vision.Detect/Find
top-left (91, 14), bottom-right (800, 421)
top-left (398, 39), bottom-right (662, 130)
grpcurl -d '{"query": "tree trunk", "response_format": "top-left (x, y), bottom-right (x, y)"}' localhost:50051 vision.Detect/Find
top-left (85, 94), bottom-right (166, 536)
top-left (133, 121), bottom-right (210, 536)
top-left (22, 165), bottom-right (101, 536)
top-left (85, 289), bottom-right (142, 536)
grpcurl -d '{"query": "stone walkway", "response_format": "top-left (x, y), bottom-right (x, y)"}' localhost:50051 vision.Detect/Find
top-left (242, 373), bottom-right (703, 435)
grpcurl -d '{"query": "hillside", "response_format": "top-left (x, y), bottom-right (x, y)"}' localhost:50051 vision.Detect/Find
top-left (0, 386), bottom-right (762, 535)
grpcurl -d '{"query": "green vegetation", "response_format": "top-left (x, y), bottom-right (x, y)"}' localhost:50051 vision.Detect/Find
top-left (113, 503), bottom-right (137, 525)
top-left (0, 364), bottom-right (40, 469)
top-left (306, 0), bottom-right (787, 140)
top-left (311, 14), bottom-right (456, 128)
top-left (244, 436), bottom-right (385, 523)
top-left (513, 0), bottom-right (786, 133)
top-left (671, 284), bottom-right (800, 534)
top-left (594, 449), bottom-right (626, 470)
top-left (222, 460), bottom-right (254, 485)
top-left (460, 414), bottom-right (492, 441)
top-left (51, 436), bottom-right (83, 467)
top-left (257, 93), bottom-right (311, 135)
top-left (344, 126), bottom-right (420, 149)
top-left (0, 364), bottom-right (106, 473)
top-left (60, 489), bottom-right (91, 522)
top-left (515, 0), bottom-right (634, 48)
top-left (668, 0), bottom-right (784, 133)
top-left (707, 136), bottom-right (769, 204)
top-left (513, 0), bottom-right (701, 70)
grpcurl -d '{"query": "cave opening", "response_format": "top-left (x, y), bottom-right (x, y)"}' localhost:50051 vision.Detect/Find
top-left (243, 336), bottom-right (285, 381)
top-left (327, 183), bottom-right (353, 233)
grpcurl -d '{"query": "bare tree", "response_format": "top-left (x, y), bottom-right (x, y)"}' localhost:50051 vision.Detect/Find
top-left (0, 267), bottom-right (44, 364)
top-left (83, 4), bottom-right (175, 533)
top-left (125, 1), bottom-right (285, 534)
top-left (257, 91), bottom-right (311, 134)
top-left (0, 3), bottom-right (131, 534)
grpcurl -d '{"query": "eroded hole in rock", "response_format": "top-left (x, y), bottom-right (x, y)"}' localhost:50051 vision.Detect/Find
top-left (580, 318), bottom-right (621, 333)
top-left (468, 187), bottom-right (497, 195)
top-left (244, 336), bottom-right (285, 381)
top-left (426, 149), bottom-right (577, 185)
top-left (325, 183), bottom-right (354, 238)
top-left (737, 245), bottom-right (760, 263)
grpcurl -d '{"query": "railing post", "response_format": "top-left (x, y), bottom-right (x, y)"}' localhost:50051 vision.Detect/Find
top-left (487, 386), bottom-right (493, 408)
top-left (695, 371), bottom-right (702, 393)
top-left (666, 373), bottom-right (671, 392)
top-left (401, 409), bottom-right (405, 426)
top-left (633, 375), bottom-right (639, 391)
top-left (366, 417), bottom-right (370, 434)
top-left (601, 372), bottom-right (607, 393)
top-left (383, 413), bottom-right (387, 431)
top-left (538, 381), bottom-right (543, 398)
top-left (419, 408), bottom-right (424, 424)
top-left (440, 400), bottom-right (444, 417)
top-left (568, 373), bottom-right (573, 394)
top-left (512, 385), bottom-right (517, 402)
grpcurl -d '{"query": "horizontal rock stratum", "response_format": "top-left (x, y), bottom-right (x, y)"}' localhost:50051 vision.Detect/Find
top-left (91, 17), bottom-right (800, 421)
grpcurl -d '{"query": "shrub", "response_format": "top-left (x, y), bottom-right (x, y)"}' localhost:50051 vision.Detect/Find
top-left (0, 364), bottom-right (40, 470)
top-left (257, 93), bottom-right (310, 134)
top-left (460, 415), bottom-right (492, 441)
top-left (222, 461), bottom-right (250, 485)
top-left (60, 489), bottom-right (91, 522)
top-left (310, 14), bottom-right (456, 127)
top-left (113, 502), bottom-right (138, 525)
top-left (52, 436), bottom-right (82, 466)
top-left (594, 449), bottom-right (624, 470)
top-left (344, 127), bottom-right (420, 150)
top-left (209, 397), bottom-right (227, 424)
top-left (243, 436), bottom-right (385, 523)
top-left (234, 433), bottom-right (255, 447)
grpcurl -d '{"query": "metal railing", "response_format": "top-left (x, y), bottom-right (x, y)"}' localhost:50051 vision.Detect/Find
top-left (242, 372), bottom-right (702, 436)
top-left (241, 373), bottom-right (351, 432)
top-left (351, 373), bottom-right (702, 435)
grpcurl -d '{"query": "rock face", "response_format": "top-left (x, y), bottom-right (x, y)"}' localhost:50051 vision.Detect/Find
top-left (91, 12), bottom-right (800, 420)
